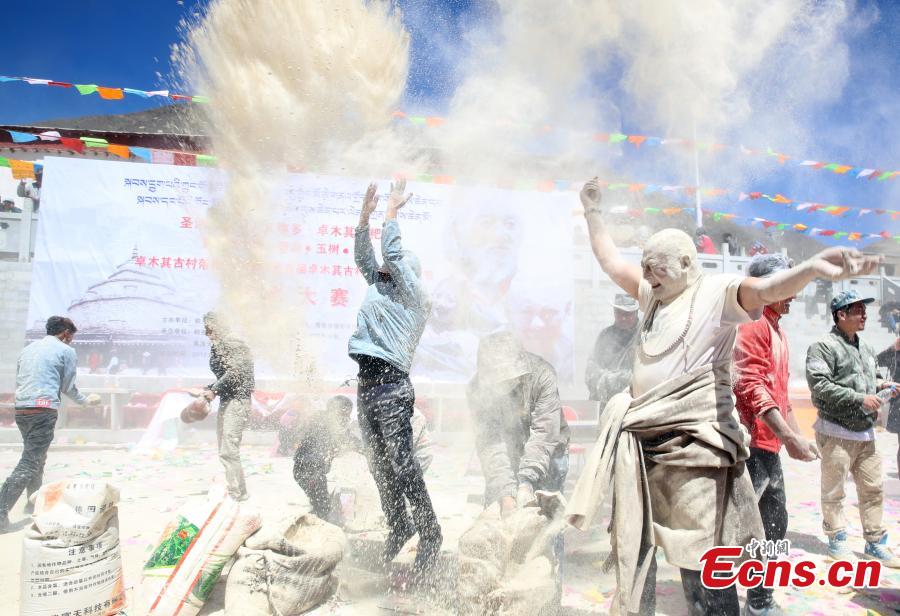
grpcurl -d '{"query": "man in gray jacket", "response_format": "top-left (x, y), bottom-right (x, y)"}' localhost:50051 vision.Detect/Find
top-left (0, 316), bottom-right (100, 531)
top-left (585, 294), bottom-right (639, 412)
top-left (468, 331), bottom-right (570, 516)
top-left (202, 312), bottom-right (255, 502)
top-left (349, 180), bottom-right (441, 573)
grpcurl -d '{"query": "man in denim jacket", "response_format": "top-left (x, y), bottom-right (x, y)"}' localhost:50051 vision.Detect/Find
top-left (348, 180), bottom-right (441, 574)
top-left (0, 316), bottom-right (100, 531)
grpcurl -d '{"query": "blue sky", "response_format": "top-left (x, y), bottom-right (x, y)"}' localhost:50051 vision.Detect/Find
top-left (0, 0), bottom-right (898, 246)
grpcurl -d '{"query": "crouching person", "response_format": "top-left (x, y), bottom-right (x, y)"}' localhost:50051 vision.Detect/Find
top-left (293, 394), bottom-right (435, 524)
top-left (468, 332), bottom-right (570, 516)
top-left (292, 395), bottom-right (357, 523)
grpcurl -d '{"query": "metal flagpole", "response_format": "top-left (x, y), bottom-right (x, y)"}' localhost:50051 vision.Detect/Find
top-left (693, 120), bottom-right (703, 228)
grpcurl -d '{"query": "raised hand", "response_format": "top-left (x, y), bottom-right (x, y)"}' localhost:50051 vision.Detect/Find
top-left (812, 247), bottom-right (882, 281)
top-left (388, 178), bottom-right (413, 211)
top-left (385, 178), bottom-right (413, 221)
top-left (360, 182), bottom-right (380, 221)
top-left (580, 177), bottom-right (603, 211)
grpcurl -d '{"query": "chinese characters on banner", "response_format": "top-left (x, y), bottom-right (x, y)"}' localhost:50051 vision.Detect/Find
top-left (29, 158), bottom-right (574, 383)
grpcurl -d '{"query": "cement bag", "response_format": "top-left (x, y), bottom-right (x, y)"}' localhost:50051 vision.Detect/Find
top-left (225, 513), bottom-right (346, 616)
top-left (139, 488), bottom-right (261, 616)
top-left (485, 555), bottom-right (557, 616)
top-left (326, 452), bottom-right (383, 533)
top-left (458, 494), bottom-right (564, 616)
top-left (30, 480), bottom-right (119, 546)
top-left (20, 524), bottom-right (125, 616)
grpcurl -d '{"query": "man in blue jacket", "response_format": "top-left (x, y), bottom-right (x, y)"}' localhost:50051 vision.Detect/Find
top-left (0, 316), bottom-right (100, 531)
top-left (349, 180), bottom-right (441, 573)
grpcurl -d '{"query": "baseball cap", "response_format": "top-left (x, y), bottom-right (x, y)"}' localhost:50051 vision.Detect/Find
top-left (830, 289), bottom-right (875, 313)
top-left (610, 293), bottom-right (639, 312)
top-left (476, 331), bottom-right (529, 385)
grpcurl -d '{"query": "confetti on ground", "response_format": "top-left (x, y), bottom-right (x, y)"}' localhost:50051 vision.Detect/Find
top-left (1, 431), bottom-right (899, 615)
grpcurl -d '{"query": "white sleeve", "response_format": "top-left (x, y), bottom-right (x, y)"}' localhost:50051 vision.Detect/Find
top-left (718, 274), bottom-right (761, 325)
top-left (637, 278), bottom-right (654, 313)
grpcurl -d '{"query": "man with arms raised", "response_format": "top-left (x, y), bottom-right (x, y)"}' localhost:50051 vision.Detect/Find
top-left (566, 178), bottom-right (880, 616)
top-left (349, 180), bottom-right (442, 574)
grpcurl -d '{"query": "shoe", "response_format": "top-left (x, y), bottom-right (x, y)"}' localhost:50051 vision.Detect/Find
top-left (827, 531), bottom-right (852, 560)
top-left (384, 522), bottom-right (417, 564)
top-left (864, 535), bottom-right (900, 568)
top-left (413, 528), bottom-right (443, 572)
top-left (743, 601), bottom-right (785, 615)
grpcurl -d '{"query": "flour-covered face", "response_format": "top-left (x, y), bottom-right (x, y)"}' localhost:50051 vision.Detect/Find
top-left (641, 230), bottom-right (697, 303)
top-left (641, 253), bottom-right (689, 302)
top-left (641, 229), bottom-right (700, 303)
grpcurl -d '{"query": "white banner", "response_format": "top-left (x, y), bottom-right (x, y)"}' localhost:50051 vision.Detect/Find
top-left (27, 157), bottom-right (575, 383)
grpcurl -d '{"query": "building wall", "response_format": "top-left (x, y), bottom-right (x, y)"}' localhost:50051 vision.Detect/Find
top-left (0, 261), bottom-right (32, 391)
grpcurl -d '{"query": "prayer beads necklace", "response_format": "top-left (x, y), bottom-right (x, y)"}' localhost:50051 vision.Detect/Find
top-left (639, 278), bottom-right (702, 359)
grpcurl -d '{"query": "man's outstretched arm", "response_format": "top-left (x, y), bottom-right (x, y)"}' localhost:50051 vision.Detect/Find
top-left (380, 179), bottom-right (430, 310)
top-left (580, 178), bottom-right (642, 299)
top-left (354, 183), bottom-right (381, 285)
top-left (738, 247), bottom-right (881, 313)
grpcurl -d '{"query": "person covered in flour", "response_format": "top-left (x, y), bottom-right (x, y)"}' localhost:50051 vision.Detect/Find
top-left (566, 177), bottom-right (881, 616)
top-left (467, 331), bottom-right (570, 515)
top-left (584, 293), bottom-right (640, 415)
top-left (349, 180), bottom-right (442, 574)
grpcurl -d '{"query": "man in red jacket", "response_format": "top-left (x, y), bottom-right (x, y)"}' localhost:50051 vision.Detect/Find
top-left (734, 253), bottom-right (819, 616)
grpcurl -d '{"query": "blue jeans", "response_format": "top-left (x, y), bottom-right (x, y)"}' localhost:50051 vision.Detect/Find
top-left (0, 411), bottom-right (58, 515)
top-left (357, 376), bottom-right (441, 541)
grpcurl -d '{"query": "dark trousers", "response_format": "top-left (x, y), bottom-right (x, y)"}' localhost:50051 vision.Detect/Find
top-left (745, 447), bottom-right (787, 610)
top-left (357, 377), bottom-right (440, 542)
top-left (293, 445), bottom-right (332, 519)
top-left (0, 411), bottom-right (58, 516)
top-left (637, 558), bottom-right (739, 616)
